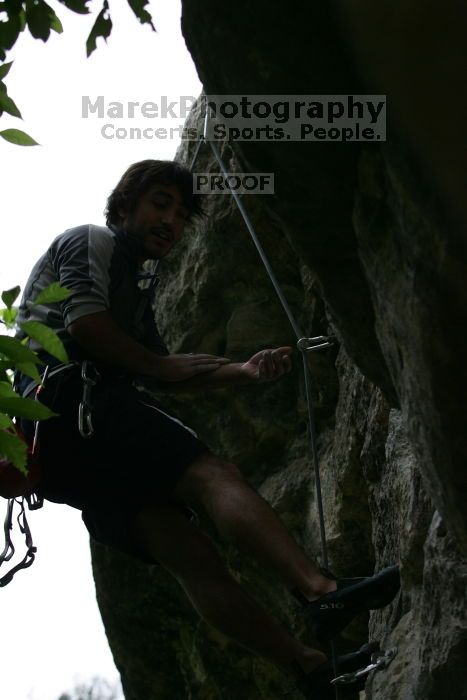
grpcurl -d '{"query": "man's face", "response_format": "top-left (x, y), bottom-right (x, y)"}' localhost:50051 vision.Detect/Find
top-left (119, 182), bottom-right (190, 262)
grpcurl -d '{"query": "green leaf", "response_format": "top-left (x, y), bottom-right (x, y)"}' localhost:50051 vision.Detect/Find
top-left (86, 0), bottom-right (112, 57)
top-left (126, 0), bottom-right (155, 30)
top-left (0, 381), bottom-right (18, 399)
top-left (0, 347), bottom-right (42, 381)
top-left (0, 380), bottom-right (17, 398)
top-left (0, 128), bottom-right (39, 145)
top-left (0, 396), bottom-right (58, 419)
top-left (0, 360), bottom-right (15, 382)
top-left (0, 413), bottom-right (14, 429)
top-left (20, 320), bottom-right (69, 363)
top-left (32, 282), bottom-right (70, 305)
top-left (0, 80), bottom-right (6, 92)
top-left (57, 0), bottom-right (90, 15)
top-left (0, 10), bottom-right (25, 51)
top-left (0, 89), bottom-right (21, 117)
top-left (0, 61), bottom-right (13, 80)
top-left (0, 306), bottom-right (18, 328)
top-left (14, 361), bottom-right (41, 382)
top-left (1, 285), bottom-right (20, 308)
top-left (25, 0), bottom-right (62, 41)
top-left (50, 12), bottom-right (63, 33)
top-left (4, 0), bottom-right (24, 14)
top-left (0, 335), bottom-right (40, 364)
top-left (0, 429), bottom-right (28, 475)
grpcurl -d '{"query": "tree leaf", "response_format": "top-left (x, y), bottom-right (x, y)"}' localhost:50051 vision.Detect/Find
top-left (0, 61), bottom-right (13, 80)
top-left (0, 429), bottom-right (28, 475)
top-left (23, 0), bottom-right (63, 34)
top-left (57, 0), bottom-right (90, 15)
top-left (0, 89), bottom-right (21, 117)
top-left (86, 0), bottom-right (112, 57)
top-left (25, 0), bottom-right (60, 41)
top-left (20, 320), bottom-right (69, 363)
top-left (1, 285), bottom-right (20, 308)
top-left (32, 282), bottom-right (70, 305)
top-left (0, 360), bottom-right (15, 371)
top-left (14, 361), bottom-right (41, 382)
top-left (0, 128), bottom-right (39, 145)
top-left (0, 380), bottom-right (17, 398)
top-left (0, 306), bottom-right (18, 328)
top-left (0, 10), bottom-right (25, 51)
top-left (126, 0), bottom-right (155, 30)
top-left (0, 396), bottom-right (58, 419)
top-left (50, 12), bottom-right (63, 33)
top-left (0, 413), bottom-right (14, 429)
top-left (0, 335), bottom-right (40, 364)
top-left (4, 0), bottom-right (24, 14)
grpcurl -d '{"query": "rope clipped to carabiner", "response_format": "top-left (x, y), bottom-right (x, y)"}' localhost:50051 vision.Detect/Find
top-left (331, 647), bottom-right (398, 686)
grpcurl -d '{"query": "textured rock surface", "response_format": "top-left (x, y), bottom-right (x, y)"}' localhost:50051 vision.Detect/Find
top-left (89, 4), bottom-right (467, 699)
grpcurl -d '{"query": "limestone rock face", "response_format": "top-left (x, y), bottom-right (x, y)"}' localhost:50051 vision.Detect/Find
top-left (90, 4), bottom-right (467, 699)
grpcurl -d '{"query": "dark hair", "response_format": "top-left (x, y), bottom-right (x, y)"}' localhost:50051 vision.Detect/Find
top-left (105, 159), bottom-right (206, 227)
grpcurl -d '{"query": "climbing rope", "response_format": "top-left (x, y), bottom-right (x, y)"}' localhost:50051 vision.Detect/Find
top-left (191, 106), bottom-right (335, 568)
top-left (190, 103), bottom-right (343, 696)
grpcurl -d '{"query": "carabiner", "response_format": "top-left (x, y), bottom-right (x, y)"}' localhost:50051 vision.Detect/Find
top-left (78, 360), bottom-right (97, 439)
top-left (78, 402), bottom-right (94, 439)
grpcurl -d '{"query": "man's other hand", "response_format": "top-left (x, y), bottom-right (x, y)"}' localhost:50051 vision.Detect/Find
top-left (240, 347), bottom-right (293, 383)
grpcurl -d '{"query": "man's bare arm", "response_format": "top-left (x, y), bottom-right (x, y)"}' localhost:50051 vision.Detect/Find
top-left (67, 310), bottom-right (229, 381)
top-left (146, 347), bottom-right (293, 394)
top-left (145, 362), bottom-right (253, 393)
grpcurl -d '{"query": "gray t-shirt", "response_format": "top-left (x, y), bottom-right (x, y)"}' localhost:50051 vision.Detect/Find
top-left (15, 223), bottom-right (169, 366)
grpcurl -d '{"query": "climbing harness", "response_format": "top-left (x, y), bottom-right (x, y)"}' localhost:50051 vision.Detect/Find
top-left (1, 358), bottom-right (98, 583)
top-left (0, 253), bottom-right (161, 585)
top-left (331, 646), bottom-right (398, 686)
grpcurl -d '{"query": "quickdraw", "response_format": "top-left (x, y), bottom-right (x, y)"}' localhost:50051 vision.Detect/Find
top-left (78, 360), bottom-right (99, 439)
top-left (0, 366), bottom-right (50, 586)
top-left (331, 646), bottom-right (398, 686)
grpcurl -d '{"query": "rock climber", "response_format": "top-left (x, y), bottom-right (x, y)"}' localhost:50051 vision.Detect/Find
top-left (14, 159), bottom-right (400, 698)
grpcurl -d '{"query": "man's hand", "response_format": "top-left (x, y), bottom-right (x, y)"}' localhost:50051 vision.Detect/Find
top-left (239, 346), bottom-right (293, 383)
top-left (144, 347), bottom-right (292, 393)
top-left (68, 311), bottom-right (231, 381)
top-left (159, 353), bottom-right (231, 382)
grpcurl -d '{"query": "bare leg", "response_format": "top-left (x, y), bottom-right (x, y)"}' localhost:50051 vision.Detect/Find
top-left (129, 503), bottom-right (326, 677)
top-left (172, 452), bottom-right (336, 602)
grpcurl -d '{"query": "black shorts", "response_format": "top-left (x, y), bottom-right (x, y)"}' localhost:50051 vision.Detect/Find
top-left (17, 363), bottom-right (209, 564)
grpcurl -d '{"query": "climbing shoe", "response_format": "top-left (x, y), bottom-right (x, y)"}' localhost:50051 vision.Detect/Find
top-left (298, 565), bottom-right (400, 642)
top-left (289, 641), bottom-right (379, 699)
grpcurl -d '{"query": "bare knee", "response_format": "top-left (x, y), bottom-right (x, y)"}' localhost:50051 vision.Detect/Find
top-left (130, 502), bottom-right (224, 580)
top-left (172, 452), bottom-right (244, 510)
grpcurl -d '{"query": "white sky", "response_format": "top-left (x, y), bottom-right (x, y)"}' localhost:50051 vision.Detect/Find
top-left (0, 1), bottom-right (202, 698)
